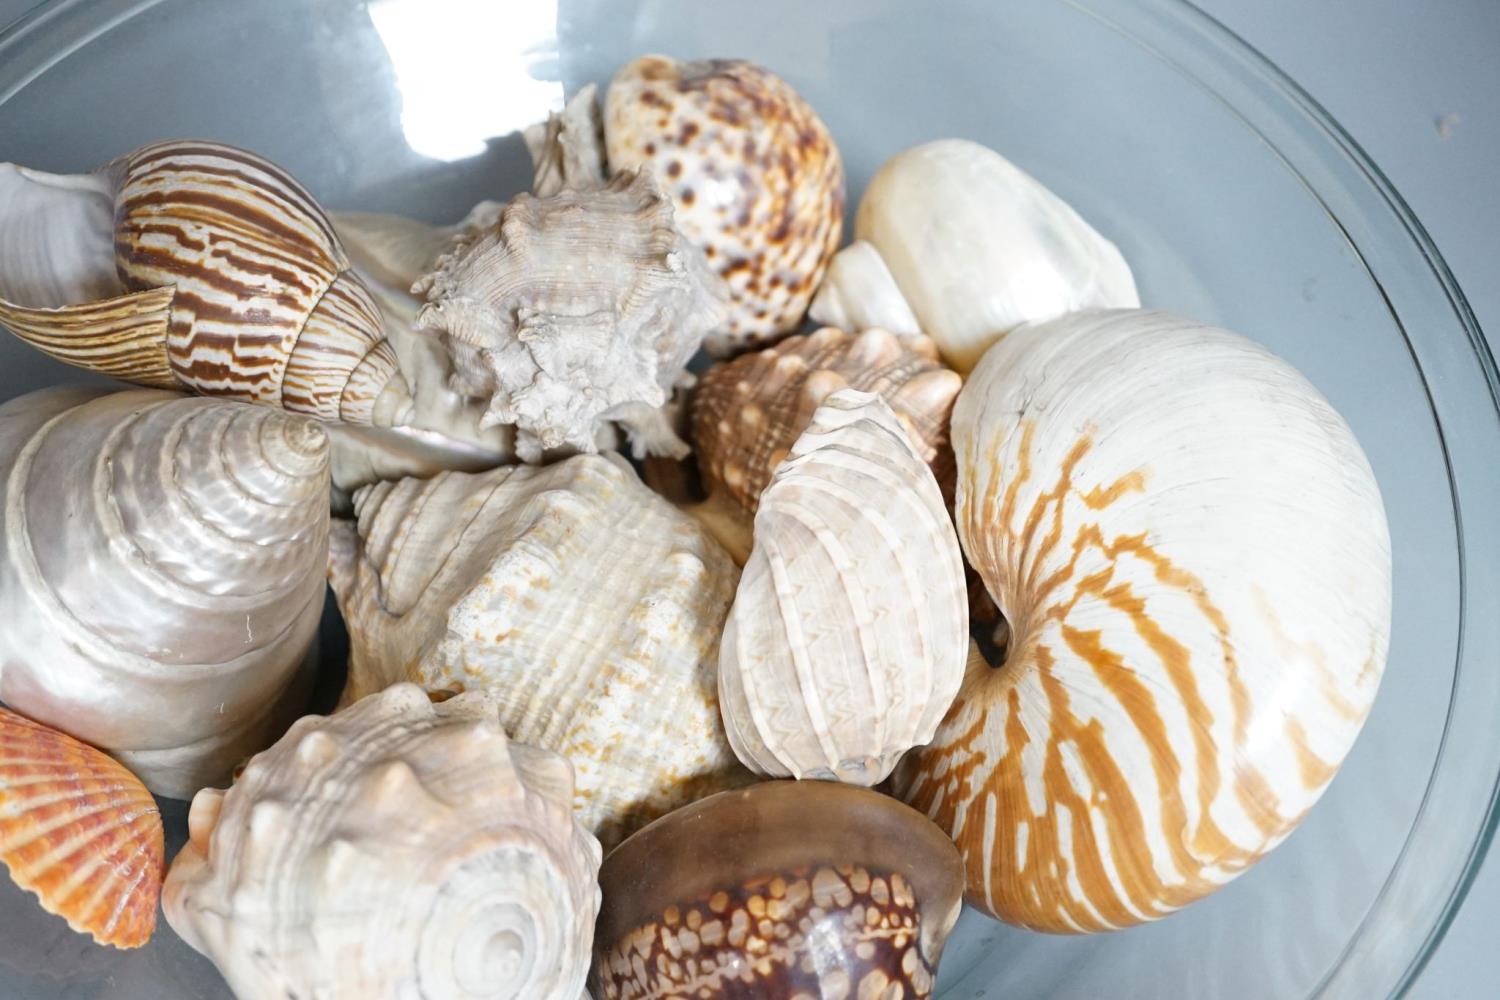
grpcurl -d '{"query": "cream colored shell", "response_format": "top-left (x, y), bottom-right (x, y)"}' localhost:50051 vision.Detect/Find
top-left (163, 684), bottom-right (601, 1000)
top-left (894, 309), bottom-right (1391, 931)
top-left (810, 139), bottom-right (1139, 373)
top-left (329, 454), bottom-right (751, 849)
top-left (606, 55), bottom-right (845, 355)
top-left (719, 390), bottom-right (968, 785)
top-left (0, 387), bottom-right (328, 798)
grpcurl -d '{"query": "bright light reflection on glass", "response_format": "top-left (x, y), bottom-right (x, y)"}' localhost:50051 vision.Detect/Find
top-left (368, 0), bottom-right (564, 162)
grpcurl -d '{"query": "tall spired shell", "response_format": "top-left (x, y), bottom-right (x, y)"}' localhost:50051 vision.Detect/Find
top-left (329, 454), bottom-right (752, 849)
top-left (719, 390), bottom-right (968, 785)
top-left (894, 310), bottom-right (1392, 932)
top-left (0, 140), bottom-right (411, 424)
top-left (0, 387), bottom-right (330, 799)
top-left (164, 684), bottom-right (601, 1000)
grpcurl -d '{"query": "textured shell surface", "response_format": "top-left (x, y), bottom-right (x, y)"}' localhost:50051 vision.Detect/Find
top-left (719, 390), bottom-right (968, 785)
top-left (163, 684), bottom-right (601, 1000)
top-left (692, 326), bottom-right (961, 517)
top-left (0, 386), bottom-right (330, 799)
top-left (894, 309), bottom-right (1392, 932)
top-left (809, 139), bottom-right (1139, 373)
top-left (0, 140), bottom-right (412, 424)
top-left (0, 708), bottom-right (164, 949)
top-left (606, 55), bottom-right (845, 355)
top-left (329, 453), bottom-right (752, 850)
top-left (412, 170), bottom-right (726, 463)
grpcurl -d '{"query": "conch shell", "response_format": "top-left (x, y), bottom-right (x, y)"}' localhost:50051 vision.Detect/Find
top-left (591, 781), bottom-right (964, 1000)
top-left (164, 684), bottom-right (601, 1000)
top-left (894, 309), bottom-right (1392, 931)
top-left (719, 390), bottom-right (968, 785)
top-left (810, 139), bottom-right (1139, 372)
top-left (329, 454), bottom-right (752, 849)
top-left (607, 55), bottom-right (845, 355)
top-left (412, 170), bottom-right (726, 462)
top-left (0, 386), bottom-right (329, 799)
top-left (692, 326), bottom-right (961, 519)
top-left (0, 140), bottom-right (411, 424)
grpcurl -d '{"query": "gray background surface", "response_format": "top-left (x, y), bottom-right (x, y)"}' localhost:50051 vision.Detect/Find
top-left (0, 0), bottom-right (1495, 994)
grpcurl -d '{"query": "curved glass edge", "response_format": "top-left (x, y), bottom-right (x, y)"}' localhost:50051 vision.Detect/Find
top-left (0, 0), bottom-right (167, 105)
top-left (1070, 1), bottom-right (1500, 997)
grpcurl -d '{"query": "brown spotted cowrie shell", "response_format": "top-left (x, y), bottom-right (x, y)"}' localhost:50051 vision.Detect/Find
top-left (591, 781), bottom-right (963, 999)
top-left (606, 55), bottom-right (845, 356)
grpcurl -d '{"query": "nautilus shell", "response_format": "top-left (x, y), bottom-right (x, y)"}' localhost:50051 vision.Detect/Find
top-left (719, 390), bottom-right (968, 785)
top-left (329, 454), bottom-right (752, 849)
top-left (693, 326), bottom-right (961, 519)
top-left (164, 684), bottom-right (601, 1000)
top-left (412, 170), bottom-right (725, 462)
top-left (894, 309), bottom-right (1392, 931)
top-left (0, 386), bottom-right (329, 799)
top-left (0, 140), bottom-right (411, 424)
top-left (592, 781), bottom-right (964, 1000)
top-left (607, 55), bottom-right (845, 355)
top-left (0, 708), bottom-right (164, 949)
top-left (810, 139), bottom-right (1139, 373)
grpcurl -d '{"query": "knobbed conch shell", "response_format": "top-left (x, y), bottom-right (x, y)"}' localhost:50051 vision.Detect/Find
top-left (0, 386), bottom-right (329, 799)
top-left (412, 169), bottom-right (725, 462)
top-left (329, 454), bottom-right (752, 849)
top-left (809, 139), bottom-right (1139, 373)
top-left (0, 708), bottom-right (164, 949)
top-left (607, 55), bottom-right (845, 355)
top-left (164, 684), bottom-right (601, 1000)
top-left (894, 309), bottom-right (1392, 932)
top-left (692, 326), bottom-right (962, 519)
top-left (719, 390), bottom-right (968, 785)
top-left (591, 781), bottom-right (964, 1000)
top-left (0, 140), bottom-right (411, 424)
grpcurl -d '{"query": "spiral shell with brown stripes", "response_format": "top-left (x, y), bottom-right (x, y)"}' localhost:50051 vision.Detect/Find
top-left (892, 309), bottom-right (1391, 932)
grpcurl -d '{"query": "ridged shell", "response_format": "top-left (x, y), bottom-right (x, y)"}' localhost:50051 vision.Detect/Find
top-left (329, 454), bottom-right (752, 849)
top-left (606, 55), bottom-right (845, 355)
top-left (163, 684), bottom-right (601, 1000)
top-left (0, 141), bottom-right (411, 424)
top-left (0, 708), bottom-right (163, 949)
top-left (894, 309), bottom-right (1391, 931)
top-left (592, 781), bottom-right (964, 1000)
top-left (810, 139), bottom-right (1139, 373)
top-left (0, 387), bottom-right (330, 798)
top-left (692, 326), bottom-right (961, 517)
top-left (412, 170), bottom-right (725, 462)
top-left (719, 390), bottom-right (968, 784)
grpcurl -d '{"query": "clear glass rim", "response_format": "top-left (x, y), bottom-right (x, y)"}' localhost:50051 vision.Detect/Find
top-left (1, 1), bottom-right (1497, 997)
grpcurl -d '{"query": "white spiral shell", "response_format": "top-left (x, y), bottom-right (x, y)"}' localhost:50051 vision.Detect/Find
top-left (894, 310), bottom-right (1391, 931)
top-left (163, 684), bottom-right (601, 1000)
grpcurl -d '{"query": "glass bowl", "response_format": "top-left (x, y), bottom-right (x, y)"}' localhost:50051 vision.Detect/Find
top-left (0, 1), bottom-right (1496, 997)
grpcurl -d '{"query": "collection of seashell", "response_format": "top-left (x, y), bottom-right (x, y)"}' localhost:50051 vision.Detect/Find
top-left (0, 47), bottom-right (1390, 1000)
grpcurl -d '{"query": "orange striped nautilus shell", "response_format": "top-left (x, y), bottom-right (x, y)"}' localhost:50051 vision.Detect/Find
top-left (893, 309), bottom-right (1391, 932)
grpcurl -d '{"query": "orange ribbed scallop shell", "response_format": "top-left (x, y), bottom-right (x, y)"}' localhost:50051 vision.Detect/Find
top-left (0, 708), bottom-right (164, 949)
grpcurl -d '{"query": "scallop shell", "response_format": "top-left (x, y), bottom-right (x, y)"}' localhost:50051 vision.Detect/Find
top-left (412, 170), bottom-right (726, 463)
top-left (810, 139), bottom-right (1139, 373)
top-left (693, 326), bottom-right (961, 519)
top-left (718, 390), bottom-right (968, 785)
top-left (591, 781), bottom-right (964, 1000)
top-left (0, 386), bottom-right (329, 798)
top-left (164, 684), bottom-right (601, 1000)
top-left (894, 309), bottom-right (1391, 931)
top-left (0, 141), bottom-right (411, 424)
top-left (0, 708), bottom-right (163, 949)
top-left (329, 454), bottom-right (752, 849)
top-left (606, 55), bottom-right (845, 355)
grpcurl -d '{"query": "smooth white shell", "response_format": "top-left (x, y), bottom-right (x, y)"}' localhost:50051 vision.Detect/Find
top-left (894, 309), bottom-right (1391, 931)
top-left (164, 684), bottom-right (601, 1000)
top-left (810, 139), bottom-right (1139, 373)
top-left (719, 389), bottom-right (968, 784)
